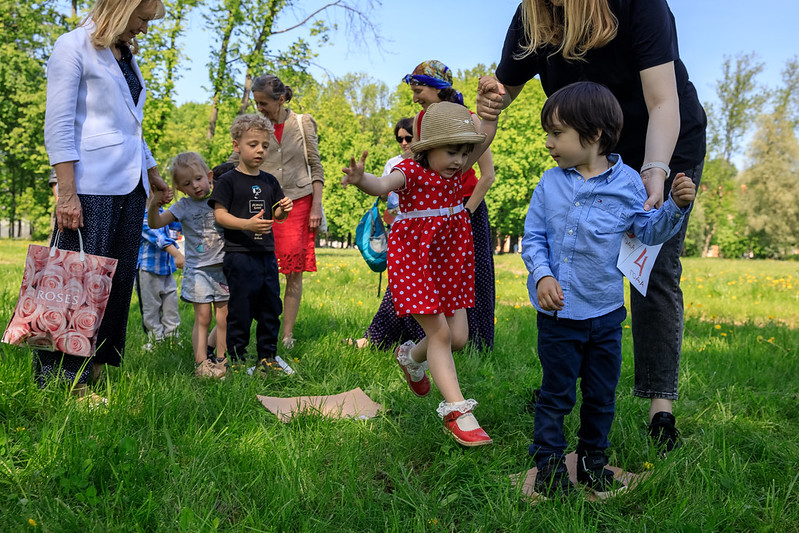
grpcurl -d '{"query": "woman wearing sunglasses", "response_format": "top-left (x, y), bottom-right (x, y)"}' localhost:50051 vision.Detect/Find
top-left (346, 118), bottom-right (426, 350)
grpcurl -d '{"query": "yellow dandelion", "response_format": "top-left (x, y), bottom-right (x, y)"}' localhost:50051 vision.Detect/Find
top-left (721, 333), bottom-right (727, 337)
top-left (714, 325), bottom-right (721, 330)
top-left (514, 305), bottom-right (520, 309)
top-left (624, 325), bottom-right (631, 329)
top-left (28, 519), bottom-right (37, 527)
top-left (644, 461), bottom-right (653, 470)
top-left (293, 358), bottom-right (299, 363)
top-left (494, 317), bottom-right (498, 324)
top-left (357, 301), bottom-right (363, 306)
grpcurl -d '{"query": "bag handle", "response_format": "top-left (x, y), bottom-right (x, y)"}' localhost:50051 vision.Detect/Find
top-left (50, 228), bottom-right (85, 262)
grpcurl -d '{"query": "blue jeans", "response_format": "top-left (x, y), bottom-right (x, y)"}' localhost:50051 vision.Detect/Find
top-left (530, 307), bottom-right (627, 467)
top-left (630, 162), bottom-right (704, 400)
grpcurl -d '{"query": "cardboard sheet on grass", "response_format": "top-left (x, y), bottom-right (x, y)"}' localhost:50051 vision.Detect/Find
top-left (257, 387), bottom-right (381, 422)
top-left (510, 452), bottom-right (650, 503)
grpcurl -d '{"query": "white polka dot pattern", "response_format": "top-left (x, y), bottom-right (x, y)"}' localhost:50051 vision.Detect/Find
top-left (388, 160), bottom-right (475, 317)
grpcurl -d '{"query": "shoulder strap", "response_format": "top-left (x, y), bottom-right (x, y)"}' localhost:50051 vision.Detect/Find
top-left (294, 113), bottom-right (312, 180)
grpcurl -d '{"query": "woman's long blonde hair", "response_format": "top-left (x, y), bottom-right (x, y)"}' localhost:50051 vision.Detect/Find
top-left (518, 0), bottom-right (618, 61)
top-left (86, 0), bottom-right (165, 53)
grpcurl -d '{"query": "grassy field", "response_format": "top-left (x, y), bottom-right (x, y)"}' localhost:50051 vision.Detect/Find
top-left (0, 241), bottom-right (797, 531)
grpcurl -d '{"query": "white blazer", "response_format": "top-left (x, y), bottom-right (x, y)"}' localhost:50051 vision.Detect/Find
top-left (44, 20), bottom-right (156, 196)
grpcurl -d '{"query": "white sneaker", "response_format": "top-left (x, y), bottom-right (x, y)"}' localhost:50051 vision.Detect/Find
top-left (274, 355), bottom-right (296, 375)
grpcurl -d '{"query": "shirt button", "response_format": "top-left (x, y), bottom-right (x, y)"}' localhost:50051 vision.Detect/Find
top-left (563, 258), bottom-right (568, 263)
top-left (568, 229), bottom-right (573, 235)
top-left (575, 201), bottom-right (580, 206)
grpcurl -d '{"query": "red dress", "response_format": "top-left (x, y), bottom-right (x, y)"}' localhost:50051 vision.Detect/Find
top-left (388, 159), bottom-right (475, 317)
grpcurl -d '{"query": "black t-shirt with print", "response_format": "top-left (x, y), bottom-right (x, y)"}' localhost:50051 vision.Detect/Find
top-left (496, 0), bottom-right (706, 172)
top-left (208, 169), bottom-right (285, 253)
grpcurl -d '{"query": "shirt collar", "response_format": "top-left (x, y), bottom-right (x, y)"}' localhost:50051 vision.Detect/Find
top-left (564, 153), bottom-right (623, 182)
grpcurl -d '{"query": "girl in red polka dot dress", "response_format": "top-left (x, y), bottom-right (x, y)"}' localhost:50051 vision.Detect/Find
top-left (342, 102), bottom-right (497, 446)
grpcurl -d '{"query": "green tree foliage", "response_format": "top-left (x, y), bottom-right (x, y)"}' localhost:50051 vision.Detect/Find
top-left (303, 76), bottom-right (392, 240)
top-left (740, 61), bottom-right (799, 258)
top-left (483, 80), bottom-right (550, 239)
top-left (688, 53), bottom-right (765, 257)
top-left (0, 0), bottom-right (62, 237)
top-left (140, 0), bottom-right (199, 150)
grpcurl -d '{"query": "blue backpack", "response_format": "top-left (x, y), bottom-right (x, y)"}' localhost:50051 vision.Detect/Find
top-left (355, 199), bottom-right (387, 273)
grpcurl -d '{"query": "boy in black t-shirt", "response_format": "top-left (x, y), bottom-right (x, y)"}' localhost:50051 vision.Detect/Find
top-left (209, 114), bottom-right (294, 373)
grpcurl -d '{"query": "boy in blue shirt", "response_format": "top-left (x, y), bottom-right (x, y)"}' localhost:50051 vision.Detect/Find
top-left (137, 206), bottom-right (184, 349)
top-left (209, 114), bottom-right (294, 374)
top-left (521, 82), bottom-right (696, 498)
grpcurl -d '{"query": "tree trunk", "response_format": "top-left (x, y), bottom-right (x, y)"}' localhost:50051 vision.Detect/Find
top-left (206, 2), bottom-right (240, 140)
top-left (238, 0), bottom-right (282, 115)
top-left (702, 223), bottom-right (717, 257)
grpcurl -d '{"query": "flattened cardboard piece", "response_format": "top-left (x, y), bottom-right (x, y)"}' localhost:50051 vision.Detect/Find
top-left (510, 452), bottom-right (651, 503)
top-left (257, 387), bottom-right (382, 423)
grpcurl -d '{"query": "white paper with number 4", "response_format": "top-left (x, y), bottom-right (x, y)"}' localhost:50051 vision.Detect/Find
top-left (617, 233), bottom-right (662, 297)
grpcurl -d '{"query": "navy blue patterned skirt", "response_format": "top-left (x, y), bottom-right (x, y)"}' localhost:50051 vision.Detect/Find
top-left (34, 183), bottom-right (146, 387)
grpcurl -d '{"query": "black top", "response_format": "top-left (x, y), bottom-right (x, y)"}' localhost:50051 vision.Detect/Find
top-left (496, 0), bottom-right (706, 171)
top-left (208, 169), bottom-right (285, 253)
top-left (116, 43), bottom-right (142, 105)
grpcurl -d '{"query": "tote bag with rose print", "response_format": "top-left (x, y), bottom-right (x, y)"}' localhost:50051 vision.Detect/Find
top-left (2, 230), bottom-right (117, 357)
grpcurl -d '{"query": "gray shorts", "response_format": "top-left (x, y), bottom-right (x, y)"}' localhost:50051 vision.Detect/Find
top-left (181, 264), bottom-right (230, 303)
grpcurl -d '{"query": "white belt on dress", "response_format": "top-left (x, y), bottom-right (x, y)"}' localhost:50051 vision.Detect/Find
top-left (394, 204), bottom-right (464, 222)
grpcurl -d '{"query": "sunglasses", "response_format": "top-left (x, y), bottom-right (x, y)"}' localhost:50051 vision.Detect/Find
top-left (396, 135), bottom-right (413, 143)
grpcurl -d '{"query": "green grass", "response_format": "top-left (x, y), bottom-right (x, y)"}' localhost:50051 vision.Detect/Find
top-left (1, 242), bottom-right (797, 531)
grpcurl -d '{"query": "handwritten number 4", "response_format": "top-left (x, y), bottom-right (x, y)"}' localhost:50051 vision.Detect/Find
top-left (633, 249), bottom-right (648, 277)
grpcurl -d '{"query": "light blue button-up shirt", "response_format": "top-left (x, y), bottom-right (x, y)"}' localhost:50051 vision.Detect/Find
top-left (521, 154), bottom-right (687, 320)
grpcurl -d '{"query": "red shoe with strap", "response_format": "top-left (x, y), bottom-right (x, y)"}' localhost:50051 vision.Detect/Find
top-left (394, 341), bottom-right (431, 397)
top-left (444, 410), bottom-right (493, 447)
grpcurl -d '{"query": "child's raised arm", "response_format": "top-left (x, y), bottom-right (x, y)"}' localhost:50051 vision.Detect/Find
top-left (147, 191), bottom-right (177, 229)
top-left (464, 115), bottom-right (498, 171)
top-left (341, 151), bottom-right (405, 196)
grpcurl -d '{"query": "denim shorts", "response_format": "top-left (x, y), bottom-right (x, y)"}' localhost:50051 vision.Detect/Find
top-left (180, 264), bottom-right (229, 303)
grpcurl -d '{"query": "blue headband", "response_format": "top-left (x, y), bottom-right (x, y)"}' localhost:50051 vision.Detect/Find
top-left (403, 73), bottom-right (451, 90)
top-left (402, 75), bottom-right (464, 106)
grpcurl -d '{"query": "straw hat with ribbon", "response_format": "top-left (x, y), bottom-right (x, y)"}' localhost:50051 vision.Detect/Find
top-left (409, 102), bottom-right (486, 154)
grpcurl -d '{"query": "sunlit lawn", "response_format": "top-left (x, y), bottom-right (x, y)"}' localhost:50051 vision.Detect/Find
top-left (0, 241), bottom-right (797, 531)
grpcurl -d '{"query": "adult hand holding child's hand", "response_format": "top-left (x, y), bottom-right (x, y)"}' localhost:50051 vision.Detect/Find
top-left (476, 76), bottom-right (505, 121)
top-left (341, 151), bottom-right (368, 188)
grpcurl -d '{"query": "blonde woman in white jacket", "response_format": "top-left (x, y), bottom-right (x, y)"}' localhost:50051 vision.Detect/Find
top-left (41, 0), bottom-right (171, 395)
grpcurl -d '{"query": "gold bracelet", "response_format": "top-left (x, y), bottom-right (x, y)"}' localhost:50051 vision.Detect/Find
top-left (272, 201), bottom-right (286, 223)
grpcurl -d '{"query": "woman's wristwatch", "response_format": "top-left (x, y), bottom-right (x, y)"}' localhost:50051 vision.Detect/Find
top-left (640, 161), bottom-right (671, 177)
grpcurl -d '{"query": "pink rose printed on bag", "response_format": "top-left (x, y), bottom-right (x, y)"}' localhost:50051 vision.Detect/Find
top-left (3, 242), bottom-right (117, 357)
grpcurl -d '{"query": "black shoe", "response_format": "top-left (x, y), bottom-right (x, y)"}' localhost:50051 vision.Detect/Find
top-left (576, 449), bottom-right (626, 498)
top-left (649, 411), bottom-right (681, 453)
top-left (534, 456), bottom-right (578, 499)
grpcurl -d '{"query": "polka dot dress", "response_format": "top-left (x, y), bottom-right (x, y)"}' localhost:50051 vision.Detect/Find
top-left (389, 159), bottom-right (475, 317)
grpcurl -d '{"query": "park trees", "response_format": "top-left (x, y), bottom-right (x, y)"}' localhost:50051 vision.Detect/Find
top-left (739, 59), bottom-right (799, 258)
top-left (0, 0), bottom-right (63, 238)
top-left (688, 53), bottom-right (765, 257)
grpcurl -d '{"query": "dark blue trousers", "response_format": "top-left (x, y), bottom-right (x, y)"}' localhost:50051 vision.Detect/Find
top-left (530, 306), bottom-right (626, 467)
top-left (223, 251), bottom-right (282, 361)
